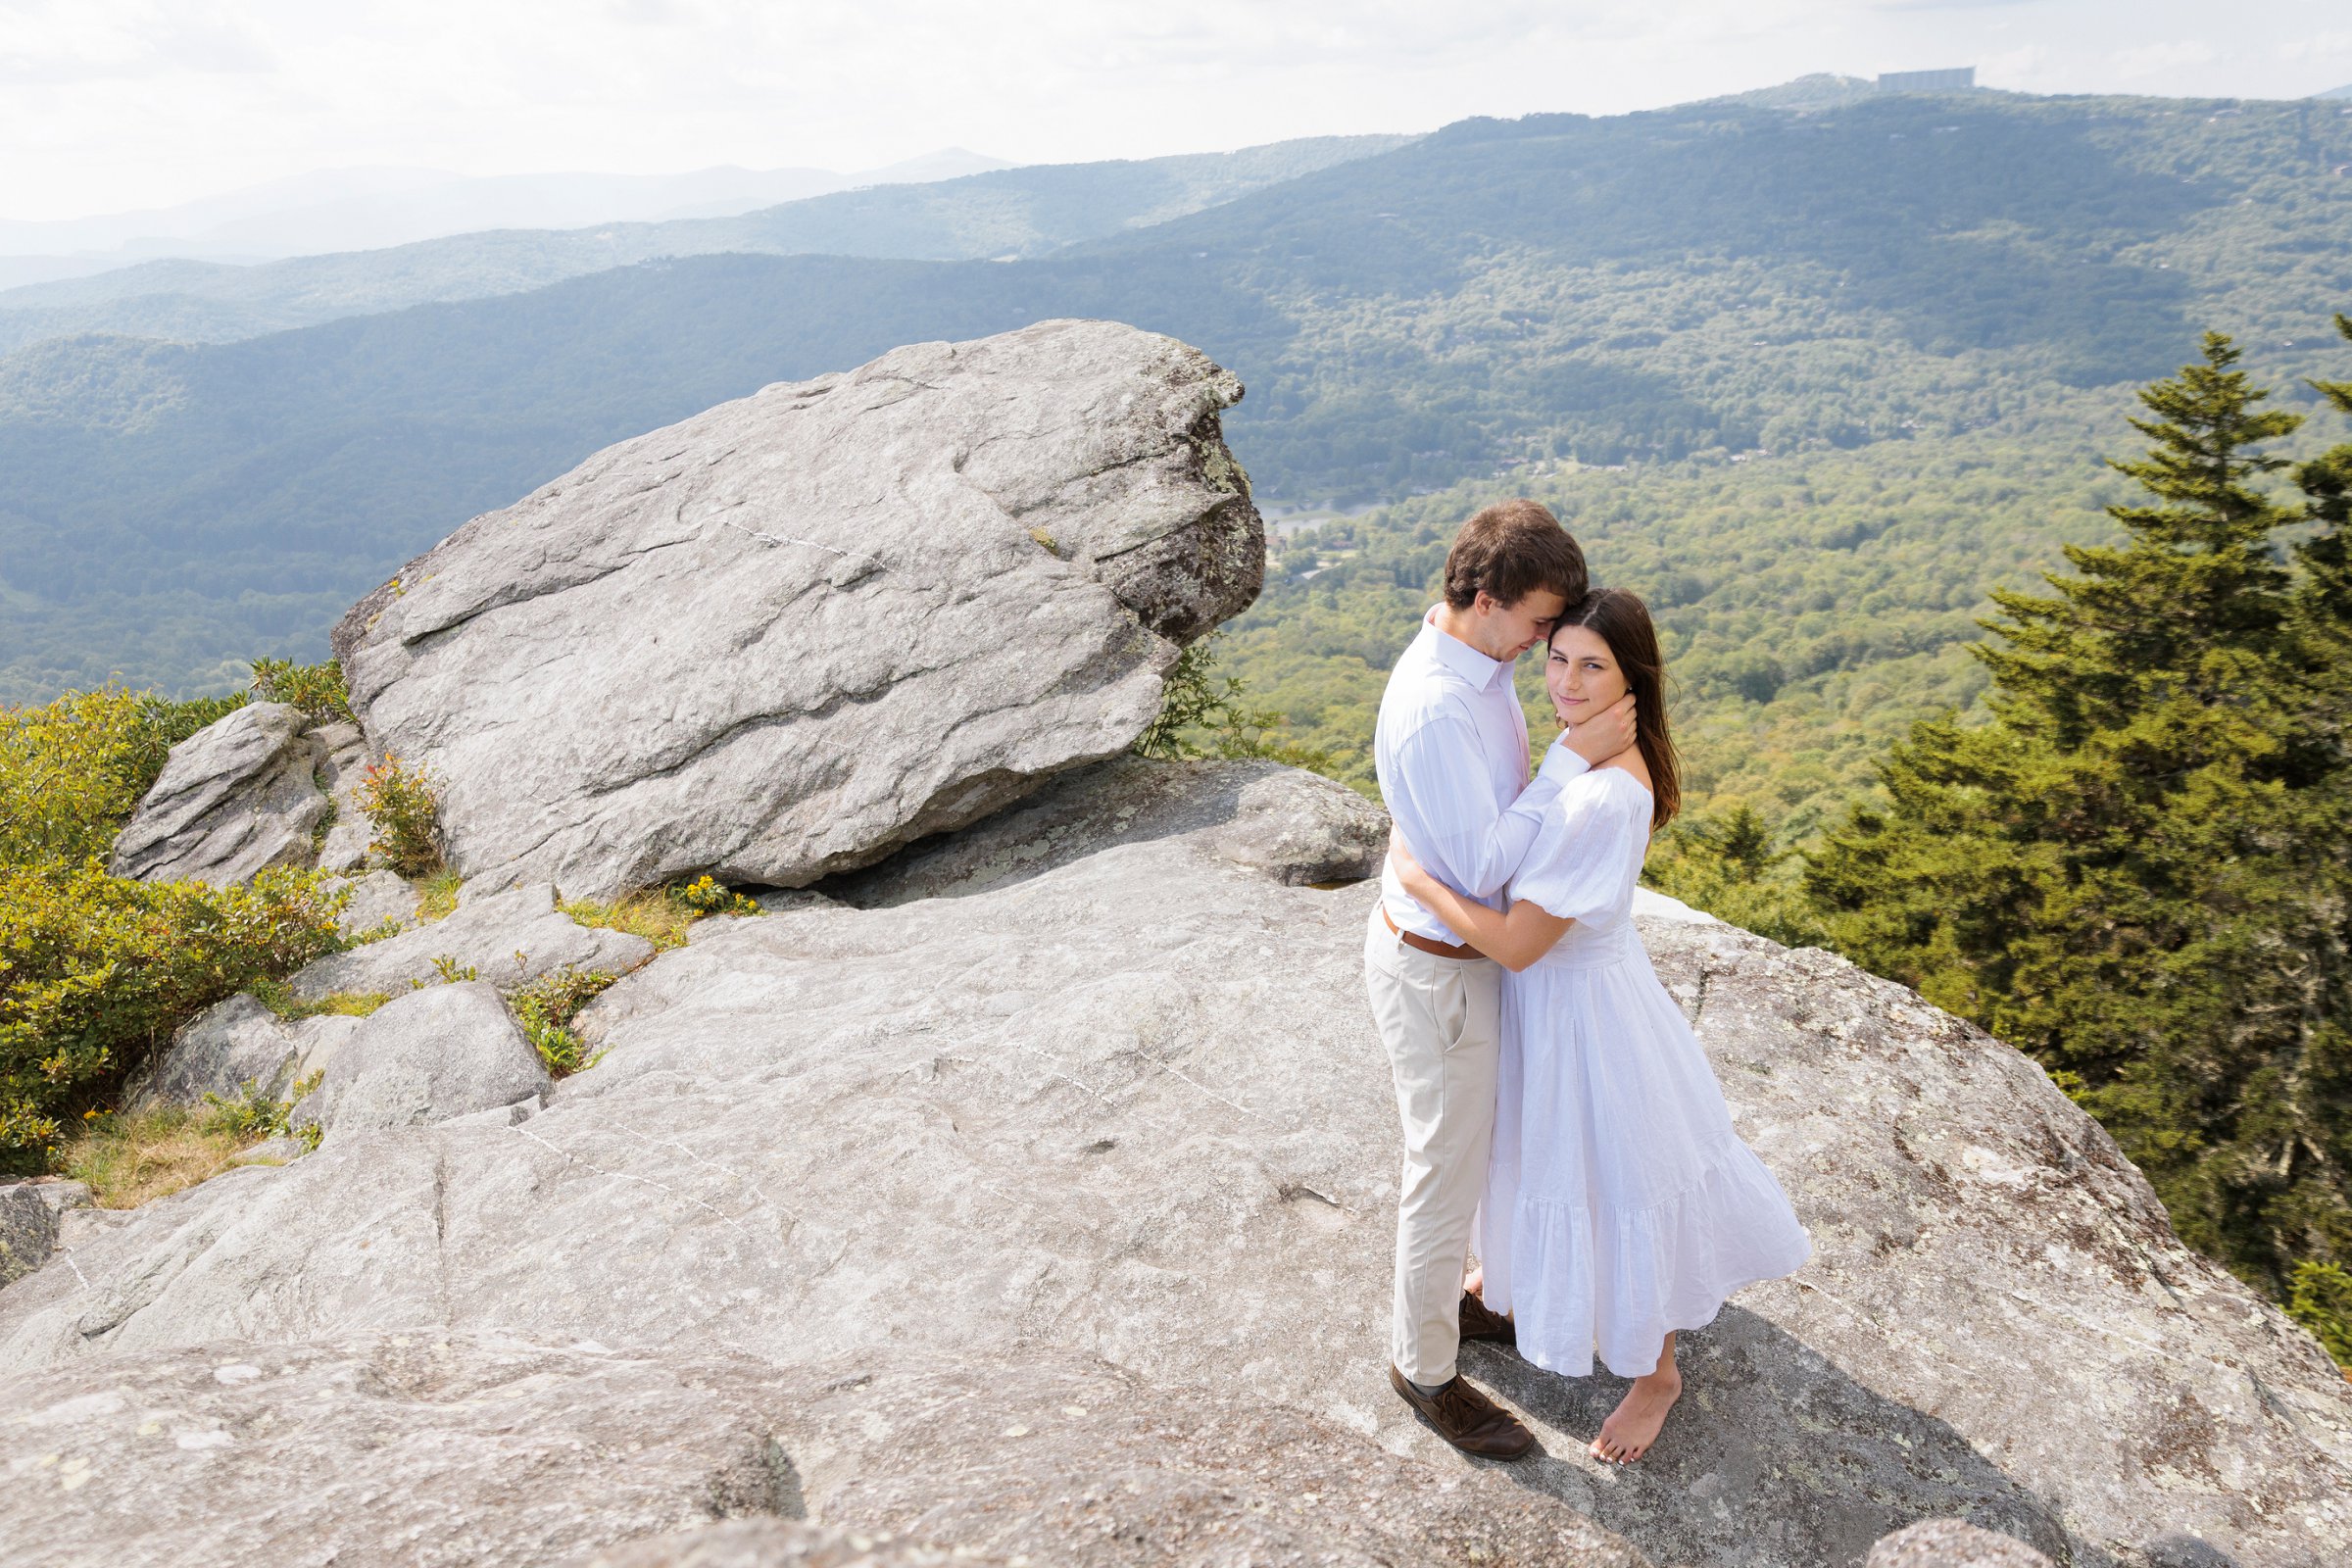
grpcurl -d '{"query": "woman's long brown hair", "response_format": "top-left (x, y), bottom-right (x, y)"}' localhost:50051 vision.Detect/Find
top-left (1553, 587), bottom-right (1681, 831)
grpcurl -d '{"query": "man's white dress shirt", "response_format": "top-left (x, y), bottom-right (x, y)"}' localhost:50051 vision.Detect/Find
top-left (1375, 611), bottom-right (1587, 944)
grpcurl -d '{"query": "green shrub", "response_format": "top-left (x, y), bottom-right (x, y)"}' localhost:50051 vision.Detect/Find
top-left (249, 657), bottom-right (353, 723)
top-left (425, 955), bottom-right (478, 985)
top-left (510, 965), bottom-right (619, 1077)
top-left (357, 754), bottom-right (445, 875)
top-left (199, 1069), bottom-right (320, 1142)
top-left (2, 686), bottom-right (253, 870)
top-left (1134, 634), bottom-right (1334, 772)
top-left (2288, 1260), bottom-right (2352, 1373)
top-left (0, 862), bottom-right (347, 1169)
top-left (1642, 803), bottom-right (1830, 951)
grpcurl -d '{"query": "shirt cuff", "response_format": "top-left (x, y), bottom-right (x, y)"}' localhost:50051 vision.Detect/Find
top-left (1536, 737), bottom-right (1592, 787)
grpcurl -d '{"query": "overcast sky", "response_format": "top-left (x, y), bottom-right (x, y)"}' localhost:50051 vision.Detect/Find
top-left (6, 0), bottom-right (2350, 222)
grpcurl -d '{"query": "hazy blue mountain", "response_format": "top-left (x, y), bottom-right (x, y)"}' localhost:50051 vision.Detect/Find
top-left (3, 90), bottom-right (2348, 702)
top-left (0, 136), bottom-right (1411, 355)
top-left (0, 152), bottom-right (1015, 269)
top-left (2318, 84), bottom-right (2352, 100)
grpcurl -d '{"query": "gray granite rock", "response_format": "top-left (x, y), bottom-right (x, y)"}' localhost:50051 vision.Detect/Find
top-left (124, 994), bottom-right (300, 1111)
top-left (331, 319), bottom-right (1263, 901)
top-left (823, 756), bottom-right (1386, 906)
top-left (565, 1520), bottom-right (985, 1568)
top-left (1865, 1519), bottom-right (2057, 1568)
top-left (311, 720), bottom-right (376, 873)
top-left (305, 981), bottom-right (548, 1137)
top-left (759, 1352), bottom-right (1643, 1568)
top-left (328, 867), bottom-right (422, 938)
top-left (0, 1337), bottom-right (1640, 1568)
top-left (226, 1136), bottom-right (309, 1168)
top-left (0, 1181), bottom-right (88, 1288)
top-left (0, 1337), bottom-right (810, 1568)
top-left (4, 813), bottom-right (2347, 1566)
top-left (284, 880), bottom-right (654, 1001)
top-left (108, 702), bottom-right (328, 886)
top-left (124, 996), bottom-right (359, 1113)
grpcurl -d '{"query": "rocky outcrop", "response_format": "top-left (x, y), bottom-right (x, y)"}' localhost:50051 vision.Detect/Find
top-left (327, 867), bottom-right (421, 937)
top-left (4, 792), bottom-right (2344, 1566)
top-left (567, 1520), bottom-right (986, 1568)
top-left (125, 995), bottom-right (360, 1113)
top-left (312, 720), bottom-right (376, 873)
top-left (821, 755), bottom-right (1386, 906)
top-left (108, 702), bottom-right (328, 885)
top-left (0, 1337), bottom-right (813, 1568)
top-left (283, 880), bottom-right (654, 1000)
top-left (0, 1180), bottom-right (88, 1289)
top-left (124, 995), bottom-right (304, 1109)
top-left (330, 319), bottom-right (1264, 902)
top-left (0, 1337), bottom-right (1643, 1568)
top-left (736, 1352), bottom-right (1643, 1568)
top-left (300, 981), bottom-right (549, 1137)
top-left (1864, 1520), bottom-right (2055, 1568)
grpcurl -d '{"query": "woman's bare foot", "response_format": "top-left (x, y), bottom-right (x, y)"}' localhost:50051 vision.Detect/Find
top-left (1591, 1333), bottom-right (1681, 1464)
top-left (1463, 1263), bottom-right (1485, 1298)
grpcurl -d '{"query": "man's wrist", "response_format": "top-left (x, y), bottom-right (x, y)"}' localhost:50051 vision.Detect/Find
top-left (1538, 736), bottom-right (1592, 785)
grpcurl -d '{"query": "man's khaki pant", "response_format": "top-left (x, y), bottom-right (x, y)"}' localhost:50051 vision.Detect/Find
top-left (1363, 904), bottom-right (1502, 1387)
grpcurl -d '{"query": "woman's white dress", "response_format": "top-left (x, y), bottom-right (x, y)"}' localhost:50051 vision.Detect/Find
top-left (1477, 765), bottom-right (1812, 1378)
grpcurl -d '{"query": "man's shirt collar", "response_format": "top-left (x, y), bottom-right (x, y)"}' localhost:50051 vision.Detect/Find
top-left (1420, 608), bottom-right (1511, 692)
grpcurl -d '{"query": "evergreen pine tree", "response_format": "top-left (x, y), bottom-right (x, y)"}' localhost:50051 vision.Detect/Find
top-left (1805, 331), bottom-right (2350, 1296)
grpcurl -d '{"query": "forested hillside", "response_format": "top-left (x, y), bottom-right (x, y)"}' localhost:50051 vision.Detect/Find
top-left (5, 90), bottom-right (2350, 782)
top-left (1223, 418), bottom-right (2135, 833)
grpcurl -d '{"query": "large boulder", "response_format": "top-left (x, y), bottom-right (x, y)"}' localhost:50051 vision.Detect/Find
top-left (3, 780), bottom-right (2343, 1567)
top-left (331, 319), bottom-right (1265, 902)
top-left (304, 981), bottom-right (551, 1136)
top-left (109, 702), bottom-right (328, 886)
top-left (123, 994), bottom-right (306, 1110)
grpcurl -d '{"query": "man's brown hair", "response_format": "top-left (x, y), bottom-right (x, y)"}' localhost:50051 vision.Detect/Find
top-left (1442, 499), bottom-right (1587, 612)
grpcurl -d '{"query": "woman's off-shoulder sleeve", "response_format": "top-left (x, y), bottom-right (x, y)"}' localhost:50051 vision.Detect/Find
top-left (1507, 771), bottom-right (1650, 923)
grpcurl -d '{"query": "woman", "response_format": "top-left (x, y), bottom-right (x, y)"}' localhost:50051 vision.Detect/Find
top-left (1389, 588), bottom-right (1812, 1465)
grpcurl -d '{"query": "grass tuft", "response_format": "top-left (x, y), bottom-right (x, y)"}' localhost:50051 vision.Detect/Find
top-left (60, 1107), bottom-right (244, 1209)
top-left (415, 869), bottom-right (463, 923)
top-left (249, 978), bottom-right (390, 1019)
top-left (561, 890), bottom-right (696, 951)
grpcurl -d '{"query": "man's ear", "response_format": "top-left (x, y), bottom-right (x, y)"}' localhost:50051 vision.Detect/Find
top-left (1471, 589), bottom-right (1497, 617)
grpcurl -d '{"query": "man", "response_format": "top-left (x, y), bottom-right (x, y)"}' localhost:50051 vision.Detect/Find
top-left (1366, 498), bottom-right (1636, 1459)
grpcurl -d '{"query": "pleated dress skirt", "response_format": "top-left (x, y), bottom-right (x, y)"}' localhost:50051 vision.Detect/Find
top-left (1476, 924), bottom-right (1813, 1378)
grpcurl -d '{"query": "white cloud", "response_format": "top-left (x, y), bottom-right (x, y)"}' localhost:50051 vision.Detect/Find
top-left (2, 0), bottom-right (2345, 223)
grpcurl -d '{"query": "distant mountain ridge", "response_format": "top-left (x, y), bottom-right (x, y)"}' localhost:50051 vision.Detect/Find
top-left (3, 88), bottom-right (2350, 705)
top-left (0, 136), bottom-right (1413, 356)
top-left (0, 150), bottom-right (1015, 269)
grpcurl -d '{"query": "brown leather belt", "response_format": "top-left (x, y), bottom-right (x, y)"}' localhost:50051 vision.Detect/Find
top-left (1383, 905), bottom-right (1484, 960)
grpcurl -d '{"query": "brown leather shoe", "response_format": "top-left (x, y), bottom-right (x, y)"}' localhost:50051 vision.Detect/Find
top-left (1389, 1365), bottom-right (1537, 1459)
top-left (1459, 1290), bottom-right (1516, 1346)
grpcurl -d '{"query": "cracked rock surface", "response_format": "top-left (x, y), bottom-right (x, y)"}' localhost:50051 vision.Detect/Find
top-left (822, 754), bottom-right (1387, 906)
top-left (283, 879), bottom-right (654, 1000)
top-left (330, 318), bottom-right (1264, 901)
top-left (3, 802), bottom-right (2344, 1566)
